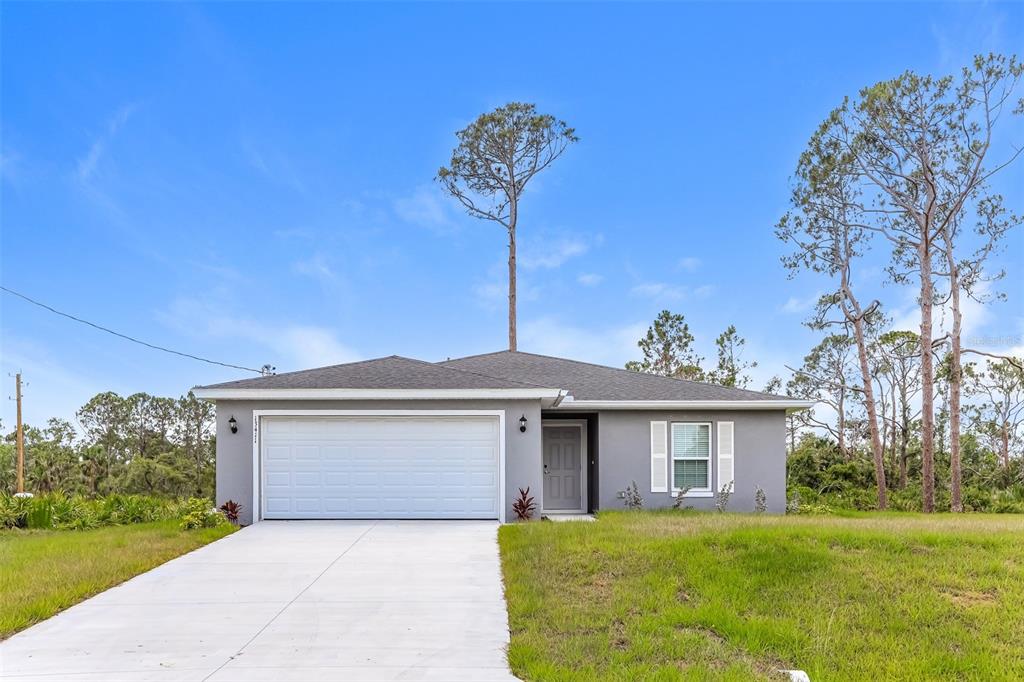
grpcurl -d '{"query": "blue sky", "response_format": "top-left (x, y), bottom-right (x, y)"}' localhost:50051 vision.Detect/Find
top-left (2, 2), bottom-right (1022, 427)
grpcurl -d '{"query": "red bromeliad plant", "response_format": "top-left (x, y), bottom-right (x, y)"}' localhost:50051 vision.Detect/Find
top-left (512, 487), bottom-right (537, 521)
top-left (219, 500), bottom-right (242, 524)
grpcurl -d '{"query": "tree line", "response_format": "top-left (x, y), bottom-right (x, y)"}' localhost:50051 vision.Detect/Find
top-left (626, 54), bottom-right (1024, 512)
top-left (1, 392), bottom-right (215, 498)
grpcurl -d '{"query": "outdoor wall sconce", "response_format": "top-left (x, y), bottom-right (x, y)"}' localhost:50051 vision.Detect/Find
top-left (519, 414), bottom-right (528, 433)
top-left (228, 416), bottom-right (238, 434)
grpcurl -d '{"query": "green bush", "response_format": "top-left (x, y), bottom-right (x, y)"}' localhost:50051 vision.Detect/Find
top-left (0, 495), bottom-right (32, 529)
top-left (178, 497), bottom-right (227, 530)
top-left (0, 492), bottom-right (203, 530)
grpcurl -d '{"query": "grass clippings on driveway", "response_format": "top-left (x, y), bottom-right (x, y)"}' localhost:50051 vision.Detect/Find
top-left (498, 511), bottom-right (1024, 682)
top-left (0, 519), bottom-right (235, 638)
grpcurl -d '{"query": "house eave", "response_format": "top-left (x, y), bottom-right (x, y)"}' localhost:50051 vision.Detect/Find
top-left (549, 398), bottom-right (815, 412)
top-left (191, 387), bottom-right (564, 403)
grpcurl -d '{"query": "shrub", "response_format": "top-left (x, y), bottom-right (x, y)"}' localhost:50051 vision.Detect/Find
top-left (622, 481), bottom-right (643, 510)
top-left (754, 486), bottom-right (767, 514)
top-left (511, 487), bottom-right (537, 521)
top-left (715, 483), bottom-right (733, 513)
top-left (671, 486), bottom-right (692, 510)
top-left (0, 492), bottom-right (185, 530)
top-left (0, 494), bottom-right (32, 529)
top-left (179, 497), bottom-right (227, 530)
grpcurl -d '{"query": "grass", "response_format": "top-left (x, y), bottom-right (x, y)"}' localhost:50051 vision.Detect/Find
top-left (499, 511), bottom-right (1024, 681)
top-left (0, 520), bottom-right (236, 638)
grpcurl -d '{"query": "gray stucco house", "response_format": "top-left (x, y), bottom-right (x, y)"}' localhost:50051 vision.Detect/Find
top-left (193, 351), bottom-right (811, 525)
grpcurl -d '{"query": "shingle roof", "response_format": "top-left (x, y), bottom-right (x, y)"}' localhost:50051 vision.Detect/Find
top-left (195, 355), bottom-right (552, 390)
top-left (195, 350), bottom-right (786, 402)
top-left (440, 351), bottom-right (784, 401)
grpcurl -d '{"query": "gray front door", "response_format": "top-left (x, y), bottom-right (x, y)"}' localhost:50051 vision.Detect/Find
top-left (543, 425), bottom-right (583, 511)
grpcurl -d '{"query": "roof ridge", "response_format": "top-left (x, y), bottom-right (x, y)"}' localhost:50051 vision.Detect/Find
top-left (443, 350), bottom-right (783, 399)
top-left (393, 355), bottom-right (558, 390)
top-left (235, 355), bottom-right (397, 382)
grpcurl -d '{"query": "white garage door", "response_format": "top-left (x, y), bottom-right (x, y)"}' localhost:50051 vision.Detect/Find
top-left (260, 415), bottom-right (501, 519)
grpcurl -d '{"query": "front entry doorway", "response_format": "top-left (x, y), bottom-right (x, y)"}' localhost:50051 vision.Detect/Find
top-left (541, 422), bottom-right (587, 513)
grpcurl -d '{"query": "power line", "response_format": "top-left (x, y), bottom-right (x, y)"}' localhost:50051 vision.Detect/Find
top-left (1, 286), bottom-right (265, 374)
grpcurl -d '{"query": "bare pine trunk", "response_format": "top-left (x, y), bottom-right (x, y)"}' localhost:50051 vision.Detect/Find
top-left (838, 392), bottom-right (847, 460)
top-left (899, 431), bottom-right (909, 489)
top-left (1001, 424), bottom-right (1010, 469)
top-left (507, 203), bottom-right (517, 352)
top-left (899, 385), bottom-right (910, 488)
top-left (890, 397), bottom-right (898, 480)
top-left (948, 268), bottom-right (964, 512)
top-left (919, 243), bottom-right (936, 513)
top-left (852, 314), bottom-right (888, 509)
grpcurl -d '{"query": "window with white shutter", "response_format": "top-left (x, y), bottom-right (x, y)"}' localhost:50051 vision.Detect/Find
top-left (650, 421), bottom-right (668, 493)
top-left (717, 421), bottom-right (735, 493)
top-left (671, 422), bottom-right (712, 492)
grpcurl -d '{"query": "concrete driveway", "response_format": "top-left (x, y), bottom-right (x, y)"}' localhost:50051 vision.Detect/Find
top-left (0, 521), bottom-right (518, 681)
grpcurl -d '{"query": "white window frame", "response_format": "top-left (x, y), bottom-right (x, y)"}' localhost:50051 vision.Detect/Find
top-left (671, 421), bottom-right (714, 498)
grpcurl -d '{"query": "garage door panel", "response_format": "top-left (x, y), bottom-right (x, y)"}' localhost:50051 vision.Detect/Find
top-left (294, 497), bottom-right (322, 513)
top-left (261, 415), bottom-right (500, 520)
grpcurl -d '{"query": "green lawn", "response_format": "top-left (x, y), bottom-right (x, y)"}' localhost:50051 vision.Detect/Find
top-left (499, 511), bottom-right (1024, 681)
top-left (0, 520), bottom-right (236, 638)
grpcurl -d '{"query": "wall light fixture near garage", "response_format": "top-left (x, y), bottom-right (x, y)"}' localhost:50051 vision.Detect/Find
top-left (228, 416), bottom-right (238, 434)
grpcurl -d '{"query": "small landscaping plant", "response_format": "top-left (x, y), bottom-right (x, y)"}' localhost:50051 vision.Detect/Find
top-left (179, 497), bottom-right (228, 530)
top-left (512, 487), bottom-right (537, 521)
top-left (219, 500), bottom-right (243, 524)
top-left (622, 481), bottom-right (643, 510)
top-left (715, 482), bottom-right (732, 513)
top-left (671, 486), bottom-right (692, 510)
top-left (754, 485), bottom-right (767, 514)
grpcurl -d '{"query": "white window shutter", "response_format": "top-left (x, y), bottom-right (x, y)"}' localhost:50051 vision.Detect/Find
top-left (717, 421), bottom-right (735, 492)
top-left (650, 421), bottom-right (668, 493)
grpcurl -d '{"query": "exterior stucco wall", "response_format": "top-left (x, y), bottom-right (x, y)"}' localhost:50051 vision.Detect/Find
top-left (213, 398), bottom-right (542, 525)
top-left (595, 410), bottom-right (788, 513)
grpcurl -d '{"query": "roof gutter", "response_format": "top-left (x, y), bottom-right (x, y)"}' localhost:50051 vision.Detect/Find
top-left (191, 387), bottom-right (564, 401)
top-left (551, 398), bottom-right (815, 412)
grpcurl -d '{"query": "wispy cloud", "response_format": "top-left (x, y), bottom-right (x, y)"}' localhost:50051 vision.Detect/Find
top-left (519, 317), bottom-right (648, 368)
top-left (781, 292), bottom-right (820, 314)
top-left (0, 336), bottom-right (104, 430)
top-left (677, 256), bottom-right (701, 273)
top-left (577, 273), bottom-right (603, 287)
top-left (240, 135), bottom-right (308, 194)
top-left (394, 184), bottom-right (456, 232)
top-left (292, 253), bottom-right (338, 285)
top-left (693, 285), bottom-right (715, 299)
top-left (631, 282), bottom-right (715, 302)
top-left (159, 297), bottom-right (360, 371)
top-left (76, 103), bottom-right (138, 184)
top-left (473, 260), bottom-right (541, 311)
top-left (521, 237), bottom-right (588, 270)
top-left (630, 282), bottom-right (686, 301)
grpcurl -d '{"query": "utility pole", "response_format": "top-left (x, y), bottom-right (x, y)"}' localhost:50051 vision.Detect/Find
top-left (15, 372), bottom-right (24, 494)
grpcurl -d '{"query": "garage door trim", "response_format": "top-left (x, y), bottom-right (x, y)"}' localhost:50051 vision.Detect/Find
top-left (251, 409), bottom-right (506, 523)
